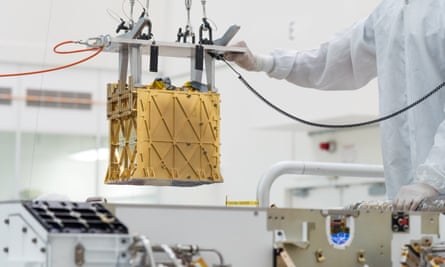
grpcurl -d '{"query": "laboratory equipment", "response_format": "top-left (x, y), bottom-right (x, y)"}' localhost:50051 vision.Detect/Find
top-left (81, 1), bottom-right (244, 186)
top-left (267, 202), bottom-right (445, 267)
top-left (104, 77), bottom-right (223, 186)
top-left (4, 199), bottom-right (445, 266)
top-left (0, 200), bottom-right (130, 267)
top-left (0, 201), bottom-right (231, 267)
top-left (254, 161), bottom-right (445, 267)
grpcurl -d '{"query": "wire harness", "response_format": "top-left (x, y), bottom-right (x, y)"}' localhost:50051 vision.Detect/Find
top-left (221, 58), bottom-right (445, 129)
top-left (0, 40), bottom-right (104, 78)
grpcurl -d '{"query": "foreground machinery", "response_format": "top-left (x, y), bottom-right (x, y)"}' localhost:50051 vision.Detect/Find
top-left (3, 200), bottom-right (445, 267)
top-left (0, 201), bottom-right (231, 267)
top-left (269, 200), bottom-right (445, 267)
top-left (256, 162), bottom-right (445, 267)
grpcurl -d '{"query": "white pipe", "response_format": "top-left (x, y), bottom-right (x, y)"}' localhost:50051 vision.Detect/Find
top-left (256, 161), bottom-right (384, 207)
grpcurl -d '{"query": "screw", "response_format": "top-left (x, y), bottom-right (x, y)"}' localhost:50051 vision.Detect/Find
top-left (32, 238), bottom-right (37, 244)
top-left (4, 219), bottom-right (9, 225)
top-left (22, 227), bottom-right (27, 234)
top-left (40, 248), bottom-right (46, 253)
top-left (3, 247), bottom-right (8, 253)
top-left (121, 239), bottom-right (127, 244)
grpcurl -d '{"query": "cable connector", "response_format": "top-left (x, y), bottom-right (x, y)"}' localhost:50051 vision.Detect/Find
top-left (76, 35), bottom-right (111, 48)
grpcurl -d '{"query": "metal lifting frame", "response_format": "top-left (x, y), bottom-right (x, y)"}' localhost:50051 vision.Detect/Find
top-left (256, 161), bottom-right (385, 207)
top-left (98, 16), bottom-right (245, 91)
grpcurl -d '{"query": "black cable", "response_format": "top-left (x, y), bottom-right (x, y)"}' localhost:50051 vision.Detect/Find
top-left (221, 58), bottom-right (445, 128)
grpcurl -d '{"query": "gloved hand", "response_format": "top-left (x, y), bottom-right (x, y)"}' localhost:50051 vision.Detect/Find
top-left (393, 183), bottom-right (439, 211)
top-left (224, 41), bottom-right (260, 71)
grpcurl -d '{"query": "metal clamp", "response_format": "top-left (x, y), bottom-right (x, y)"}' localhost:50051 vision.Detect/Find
top-left (77, 35), bottom-right (111, 48)
top-left (199, 18), bottom-right (213, 44)
top-left (177, 0), bottom-right (196, 43)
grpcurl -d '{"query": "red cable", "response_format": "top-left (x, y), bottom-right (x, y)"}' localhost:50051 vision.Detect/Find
top-left (53, 40), bottom-right (100, 54)
top-left (0, 41), bottom-right (104, 77)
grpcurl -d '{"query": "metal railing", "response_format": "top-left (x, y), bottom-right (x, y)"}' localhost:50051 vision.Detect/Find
top-left (256, 161), bottom-right (385, 207)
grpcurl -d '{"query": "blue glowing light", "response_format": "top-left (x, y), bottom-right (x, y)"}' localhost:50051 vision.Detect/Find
top-left (331, 232), bottom-right (350, 245)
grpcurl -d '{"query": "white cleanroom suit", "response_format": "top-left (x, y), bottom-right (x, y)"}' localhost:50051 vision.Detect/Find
top-left (226, 0), bottom-right (445, 209)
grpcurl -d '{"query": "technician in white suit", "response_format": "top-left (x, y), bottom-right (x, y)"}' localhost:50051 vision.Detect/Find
top-left (226, 0), bottom-right (445, 210)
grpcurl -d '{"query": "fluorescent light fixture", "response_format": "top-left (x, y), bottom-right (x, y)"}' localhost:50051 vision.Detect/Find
top-left (69, 148), bottom-right (108, 162)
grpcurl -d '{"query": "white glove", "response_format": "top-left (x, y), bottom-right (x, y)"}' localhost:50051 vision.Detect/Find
top-left (224, 41), bottom-right (273, 72)
top-left (393, 183), bottom-right (439, 211)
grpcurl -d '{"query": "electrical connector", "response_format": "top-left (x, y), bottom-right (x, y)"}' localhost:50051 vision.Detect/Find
top-left (77, 35), bottom-right (111, 48)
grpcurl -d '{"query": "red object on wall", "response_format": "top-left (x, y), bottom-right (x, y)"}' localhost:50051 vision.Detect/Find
top-left (319, 142), bottom-right (331, 151)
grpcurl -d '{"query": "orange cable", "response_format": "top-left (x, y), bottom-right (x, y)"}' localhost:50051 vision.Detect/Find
top-left (53, 40), bottom-right (100, 54)
top-left (0, 41), bottom-right (103, 77)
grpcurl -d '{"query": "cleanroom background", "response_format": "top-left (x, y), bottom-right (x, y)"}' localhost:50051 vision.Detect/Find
top-left (0, 0), bottom-right (383, 207)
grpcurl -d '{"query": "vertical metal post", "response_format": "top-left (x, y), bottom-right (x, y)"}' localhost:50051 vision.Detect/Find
top-left (130, 46), bottom-right (142, 85)
top-left (119, 46), bottom-right (129, 86)
top-left (190, 48), bottom-right (202, 84)
top-left (205, 53), bottom-right (215, 91)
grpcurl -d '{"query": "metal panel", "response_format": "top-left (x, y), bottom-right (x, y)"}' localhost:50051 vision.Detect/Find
top-left (267, 208), bottom-right (392, 267)
top-left (113, 204), bottom-right (273, 267)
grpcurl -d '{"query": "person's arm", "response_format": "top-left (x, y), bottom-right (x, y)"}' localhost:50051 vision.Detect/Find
top-left (394, 120), bottom-right (445, 210)
top-left (416, 120), bottom-right (445, 191)
top-left (226, 16), bottom-right (377, 91)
